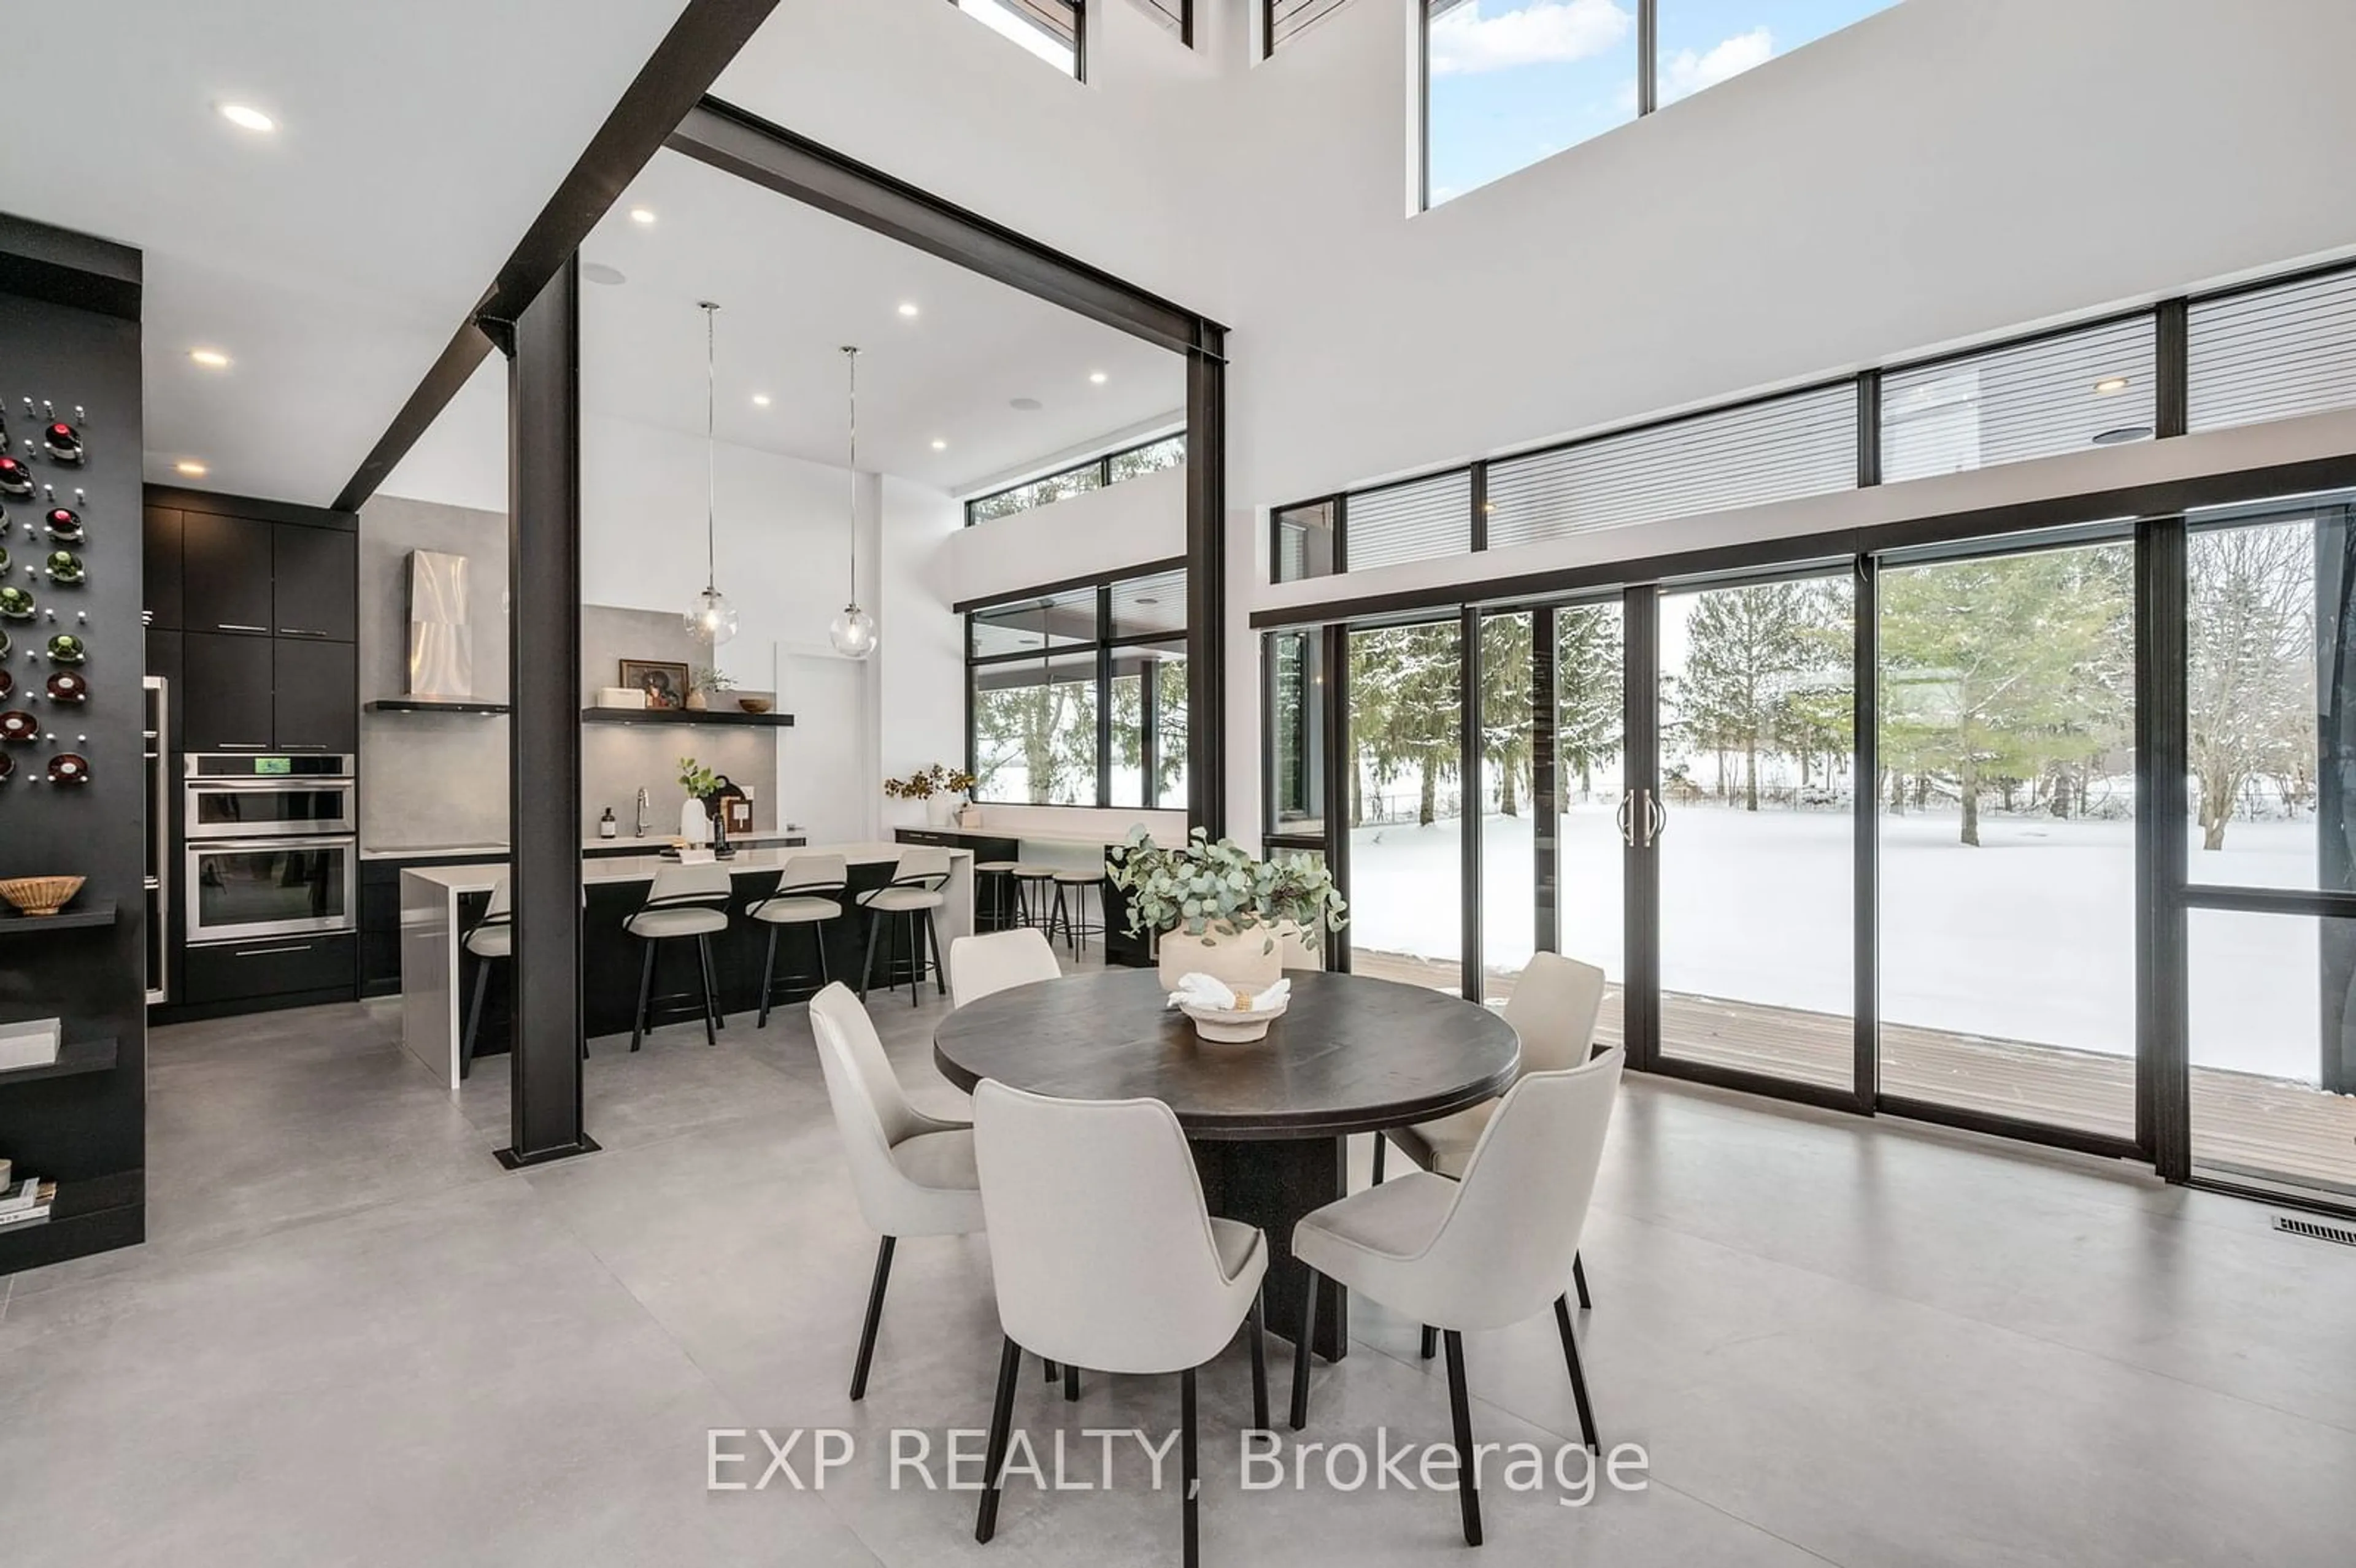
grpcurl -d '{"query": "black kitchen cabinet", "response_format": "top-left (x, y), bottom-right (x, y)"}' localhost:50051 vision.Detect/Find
top-left (179, 510), bottom-right (274, 636)
top-left (182, 932), bottom-right (357, 1007)
top-left (142, 505), bottom-right (182, 629)
top-left (182, 631), bottom-right (275, 750)
top-left (271, 523), bottom-right (356, 642)
top-left (274, 637), bottom-right (356, 753)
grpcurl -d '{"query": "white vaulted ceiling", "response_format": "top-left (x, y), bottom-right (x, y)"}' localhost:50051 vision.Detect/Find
top-left (0, 0), bottom-right (694, 505)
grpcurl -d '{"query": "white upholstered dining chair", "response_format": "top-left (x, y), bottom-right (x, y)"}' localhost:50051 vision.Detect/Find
top-left (970, 1080), bottom-right (1271, 1562)
top-left (947, 928), bottom-right (1061, 1009)
top-left (807, 983), bottom-right (985, 1401)
top-left (1292, 1047), bottom-right (1625, 1547)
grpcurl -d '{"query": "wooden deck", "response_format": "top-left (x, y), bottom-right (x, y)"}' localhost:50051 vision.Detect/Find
top-left (1347, 948), bottom-right (2356, 1197)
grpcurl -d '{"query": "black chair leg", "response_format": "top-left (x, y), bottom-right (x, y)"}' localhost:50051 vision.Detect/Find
top-left (460, 956), bottom-right (491, 1082)
top-left (814, 920), bottom-right (831, 986)
top-left (695, 934), bottom-right (718, 1046)
top-left (1248, 1289), bottom-right (1270, 1431)
top-left (1420, 1324), bottom-right (1438, 1361)
top-left (1063, 1362), bottom-right (1080, 1402)
top-left (757, 927), bottom-right (780, 1028)
top-left (905, 912), bottom-right (922, 1007)
top-left (1443, 1330), bottom-right (1483, 1547)
top-left (859, 909), bottom-right (884, 1001)
top-left (1371, 1134), bottom-right (1387, 1186)
top-left (1180, 1365), bottom-right (1200, 1568)
top-left (928, 911), bottom-right (946, 996)
top-left (1043, 1358), bottom-right (1058, 1383)
top-left (850, 1236), bottom-right (895, 1401)
top-left (1573, 1252), bottom-right (1592, 1311)
top-left (629, 939), bottom-right (655, 1052)
top-left (1288, 1266), bottom-right (1319, 1431)
top-left (975, 1334), bottom-right (1023, 1543)
top-left (1555, 1294), bottom-right (1598, 1452)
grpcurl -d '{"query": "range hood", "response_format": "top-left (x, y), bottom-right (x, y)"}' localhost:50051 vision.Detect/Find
top-left (363, 550), bottom-right (508, 715)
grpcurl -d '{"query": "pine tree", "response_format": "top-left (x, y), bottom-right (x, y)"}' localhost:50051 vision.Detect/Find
top-left (2188, 521), bottom-right (2312, 850)
top-left (1673, 582), bottom-right (1838, 812)
top-left (1555, 604), bottom-right (1622, 801)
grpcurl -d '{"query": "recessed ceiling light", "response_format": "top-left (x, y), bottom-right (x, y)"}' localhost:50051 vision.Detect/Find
top-left (898, 302), bottom-right (920, 318)
top-left (628, 207), bottom-right (656, 225)
top-left (2091, 425), bottom-right (2154, 446)
top-left (1010, 397), bottom-right (1043, 412)
top-left (752, 394), bottom-right (771, 407)
top-left (218, 103), bottom-right (276, 133)
top-left (930, 439), bottom-right (947, 450)
top-left (175, 459), bottom-right (209, 477)
top-left (582, 262), bottom-right (627, 286)
top-left (1088, 371), bottom-right (1108, 385)
top-left (189, 348), bottom-right (231, 369)
top-left (2094, 375), bottom-right (2131, 394)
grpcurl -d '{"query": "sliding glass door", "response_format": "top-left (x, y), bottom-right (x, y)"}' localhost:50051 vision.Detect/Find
top-left (1874, 533), bottom-right (2139, 1138)
top-left (1344, 619), bottom-right (1463, 992)
top-left (1647, 572), bottom-right (1858, 1094)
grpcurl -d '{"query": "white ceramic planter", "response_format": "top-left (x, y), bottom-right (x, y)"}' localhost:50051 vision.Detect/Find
top-left (1156, 922), bottom-right (1290, 996)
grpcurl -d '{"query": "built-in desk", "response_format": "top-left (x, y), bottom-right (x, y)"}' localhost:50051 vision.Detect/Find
top-left (398, 843), bottom-right (972, 1088)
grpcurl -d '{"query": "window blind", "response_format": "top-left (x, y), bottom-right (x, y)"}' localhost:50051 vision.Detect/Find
top-left (2189, 269), bottom-right (2356, 433)
top-left (1345, 471), bottom-right (1473, 571)
top-left (1882, 317), bottom-right (2156, 482)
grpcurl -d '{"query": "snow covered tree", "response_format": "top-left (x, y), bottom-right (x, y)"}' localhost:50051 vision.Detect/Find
top-left (1555, 604), bottom-right (1622, 801)
top-left (973, 666), bottom-right (1097, 804)
top-left (2189, 521), bottom-right (2314, 851)
top-left (1350, 622), bottom-right (1460, 827)
top-left (1479, 615), bottom-right (1533, 815)
top-left (1674, 582), bottom-right (1838, 812)
top-left (1877, 549), bottom-right (2128, 845)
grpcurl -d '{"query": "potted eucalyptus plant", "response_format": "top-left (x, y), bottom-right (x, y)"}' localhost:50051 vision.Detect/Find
top-left (1108, 828), bottom-right (1347, 992)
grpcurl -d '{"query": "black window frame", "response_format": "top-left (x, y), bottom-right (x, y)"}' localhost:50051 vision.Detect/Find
top-left (947, 0), bottom-right (1091, 80)
top-left (963, 556), bottom-right (1190, 808)
top-left (1264, 0), bottom-right (1357, 58)
top-left (963, 431), bottom-right (1187, 527)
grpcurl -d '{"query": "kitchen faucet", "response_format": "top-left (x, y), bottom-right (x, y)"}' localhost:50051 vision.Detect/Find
top-left (634, 786), bottom-right (650, 838)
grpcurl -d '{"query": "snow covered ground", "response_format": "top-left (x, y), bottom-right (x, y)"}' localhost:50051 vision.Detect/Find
top-left (1347, 805), bottom-right (2330, 1083)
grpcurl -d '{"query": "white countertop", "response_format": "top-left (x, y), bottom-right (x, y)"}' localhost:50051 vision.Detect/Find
top-left (399, 840), bottom-right (966, 894)
top-left (917, 824), bottom-right (1158, 847)
top-left (363, 833), bottom-right (804, 862)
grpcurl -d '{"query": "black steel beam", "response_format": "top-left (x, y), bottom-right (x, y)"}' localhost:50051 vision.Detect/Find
top-left (1187, 332), bottom-right (1228, 836)
top-left (1460, 606), bottom-right (1484, 1002)
top-left (2138, 512), bottom-right (2189, 1177)
top-left (335, 0), bottom-right (783, 512)
top-left (1853, 554), bottom-right (1880, 1105)
top-left (496, 257), bottom-right (593, 1169)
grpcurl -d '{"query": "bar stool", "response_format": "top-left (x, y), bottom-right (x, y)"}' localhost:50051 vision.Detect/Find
top-left (974, 859), bottom-right (1020, 932)
top-left (1009, 864), bottom-right (1059, 932)
top-left (749, 854), bottom-right (849, 1026)
top-left (1050, 866), bottom-right (1106, 955)
top-left (625, 861), bottom-right (734, 1050)
top-left (857, 847), bottom-right (953, 1006)
top-left (459, 878), bottom-right (512, 1082)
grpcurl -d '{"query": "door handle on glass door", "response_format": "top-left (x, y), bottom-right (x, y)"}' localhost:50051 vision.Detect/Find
top-left (1646, 793), bottom-right (1666, 845)
top-left (1615, 792), bottom-right (1637, 847)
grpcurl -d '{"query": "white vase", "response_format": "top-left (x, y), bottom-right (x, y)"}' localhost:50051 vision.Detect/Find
top-left (1157, 921), bottom-right (1290, 996)
top-left (926, 796), bottom-right (956, 827)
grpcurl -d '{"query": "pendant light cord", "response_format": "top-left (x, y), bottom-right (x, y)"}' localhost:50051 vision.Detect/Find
top-left (703, 302), bottom-right (719, 596)
top-left (843, 345), bottom-right (860, 605)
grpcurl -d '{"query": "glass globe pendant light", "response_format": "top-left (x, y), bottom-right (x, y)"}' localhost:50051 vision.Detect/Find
top-left (683, 300), bottom-right (737, 646)
top-left (827, 345), bottom-right (878, 659)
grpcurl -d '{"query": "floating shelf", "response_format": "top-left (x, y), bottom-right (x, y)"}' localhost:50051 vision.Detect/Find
top-left (0, 1036), bottom-right (117, 1087)
top-left (366, 698), bottom-right (511, 715)
top-left (0, 898), bottom-right (117, 936)
top-left (580, 707), bottom-right (795, 728)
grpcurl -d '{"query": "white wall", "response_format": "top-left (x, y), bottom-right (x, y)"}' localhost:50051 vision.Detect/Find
top-left (938, 463), bottom-right (1187, 607)
top-left (579, 412), bottom-right (967, 841)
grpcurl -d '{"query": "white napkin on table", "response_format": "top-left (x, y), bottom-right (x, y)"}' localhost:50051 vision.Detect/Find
top-left (1166, 974), bottom-right (1292, 1013)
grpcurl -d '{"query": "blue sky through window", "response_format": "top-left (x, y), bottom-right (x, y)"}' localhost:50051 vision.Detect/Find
top-left (1426, 1), bottom-right (1901, 206)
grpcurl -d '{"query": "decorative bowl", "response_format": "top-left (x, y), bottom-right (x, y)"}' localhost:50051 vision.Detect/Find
top-left (1179, 996), bottom-right (1289, 1043)
top-left (0, 875), bottom-right (84, 917)
top-left (736, 696), bottom-right (774, 714)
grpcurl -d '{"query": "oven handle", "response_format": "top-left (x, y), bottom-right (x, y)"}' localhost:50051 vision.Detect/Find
top-left (188, 834), bottom-right (357, 852)
top-left (186, 778), bottom-right (356, 790)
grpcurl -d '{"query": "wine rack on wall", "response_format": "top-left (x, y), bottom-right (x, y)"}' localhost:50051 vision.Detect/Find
top-left (0, 218), bottom-right (149, 1275)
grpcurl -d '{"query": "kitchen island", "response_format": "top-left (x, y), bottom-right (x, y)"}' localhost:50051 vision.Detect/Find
top-left (399, 843), bottom-right (974, 1088)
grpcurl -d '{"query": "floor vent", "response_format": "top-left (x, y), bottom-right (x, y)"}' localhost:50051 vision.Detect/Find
top-left (2273, 1215), bottom-right (2356, 1247)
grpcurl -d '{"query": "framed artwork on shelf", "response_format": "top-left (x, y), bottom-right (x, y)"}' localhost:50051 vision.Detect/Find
top-left (617, 659), bottom-right (690, 711)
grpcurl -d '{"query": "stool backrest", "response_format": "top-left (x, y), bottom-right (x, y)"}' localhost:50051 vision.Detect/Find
top-left (642, 861), bottom-right (733, 910)
top-left (890, 846), bottom-right (955, 888)
top-left (774, 853), bottom-right (848, 897)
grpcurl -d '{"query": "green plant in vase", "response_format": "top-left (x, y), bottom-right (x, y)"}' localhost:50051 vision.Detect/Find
top-left (1109, 828), bottom-right (1347, 991)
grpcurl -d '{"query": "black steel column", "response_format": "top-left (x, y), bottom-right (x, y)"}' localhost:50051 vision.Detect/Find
top-left (2138, 513), bottom-right (2189, 1175)
top-left (2316, 505), bottom-right (2356, 1094)
top-left (1532, 611), bottom-right (1560, 958)
top-left (496, 256), bottom-right (593, 1169)
top-left (1460, 607), bottom-right (1484, 1002)
top-left (1852, 555), bottom-right (1880, 1109)
top-left (1185, 328), bottom-right (1227, 838)
top-left (1096, 583), bottom-right (1114, 808)
top-left (1323, 623), bottom-right (1352, 974)
top-left (1622, 587), bottom-right (1660, 1072)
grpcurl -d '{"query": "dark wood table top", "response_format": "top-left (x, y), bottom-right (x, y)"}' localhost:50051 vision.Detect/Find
top-left (933, 969), bottom-right (1520, 1142)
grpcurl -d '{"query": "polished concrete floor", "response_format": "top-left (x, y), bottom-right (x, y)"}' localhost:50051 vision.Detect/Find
top-left (4, 966), bottom-right (2355, 1566)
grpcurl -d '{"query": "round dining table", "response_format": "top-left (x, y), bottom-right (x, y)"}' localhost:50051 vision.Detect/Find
top-left (933, 967), bottom-right (1519, 1361)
